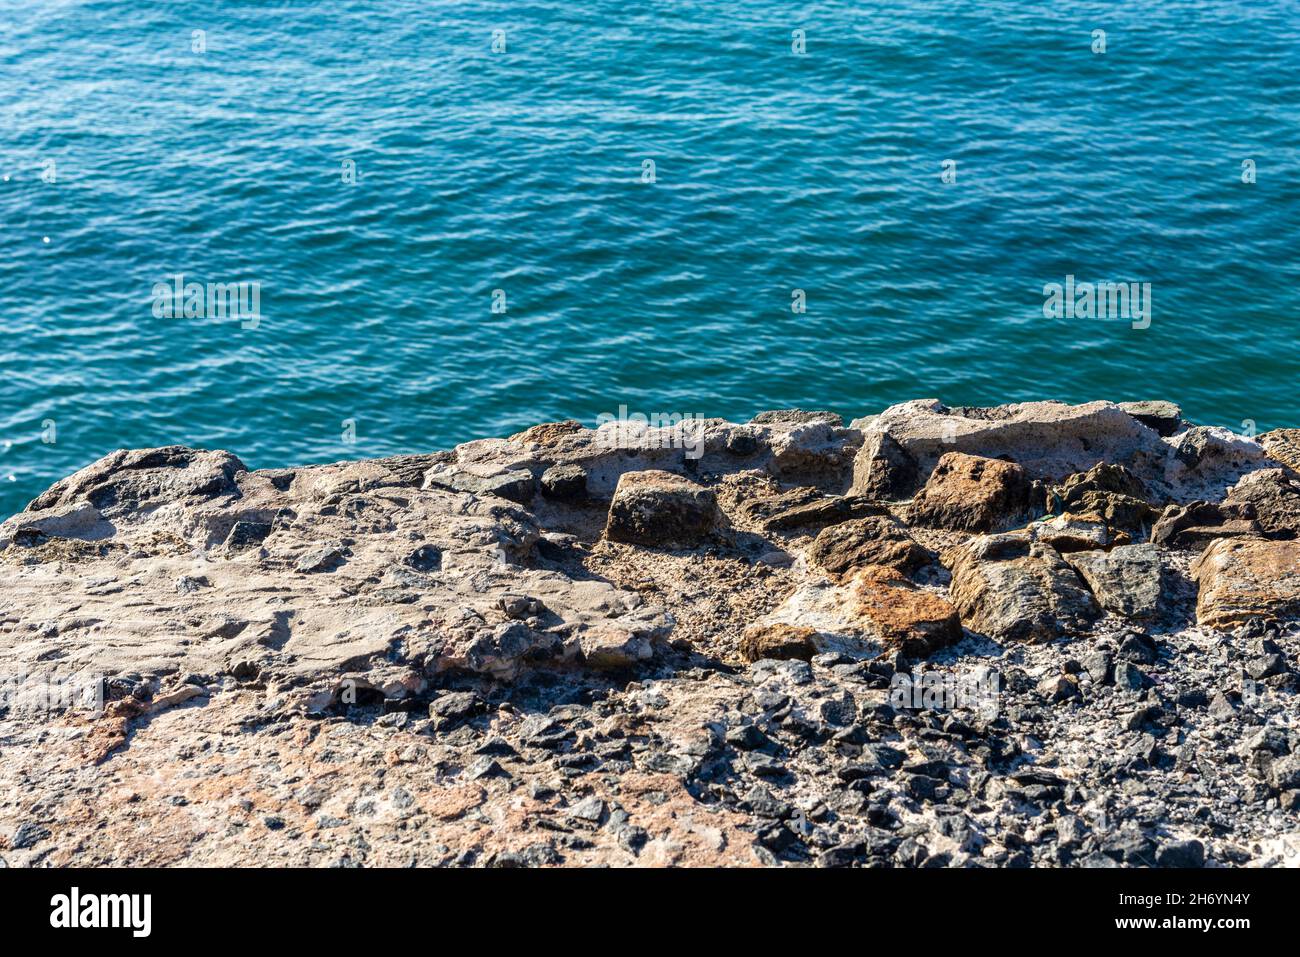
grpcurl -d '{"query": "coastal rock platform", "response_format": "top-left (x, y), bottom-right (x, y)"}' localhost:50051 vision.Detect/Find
top-left (2, 399), bottom-right (1299, 867)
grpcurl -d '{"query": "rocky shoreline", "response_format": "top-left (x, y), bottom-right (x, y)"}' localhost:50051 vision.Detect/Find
top-left (2, 399), bottom-right (1300, 867)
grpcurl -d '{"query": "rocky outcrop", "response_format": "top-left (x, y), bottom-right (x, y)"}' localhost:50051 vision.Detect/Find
top-left (3, 398), bottom-right (1299, 869)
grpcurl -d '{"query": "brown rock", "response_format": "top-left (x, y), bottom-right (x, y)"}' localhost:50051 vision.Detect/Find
top-left (1151, 501), bottom-right (1262, 548)
top-left (1259, 429), bottom-right (1300, 473)
top-left (850, 570), bottom-right (962, 656)
top-left (738, 623), bottom-right (818, 662)
top-left (806, 515), bottom-right (931, 582)
top-left (1225, 469), bottom-right (1300, 538)
top-left (949, 542), bottom-right (1100, 643)
top-left (909, 452), bottom-right (1034, 532)
top-left (604, 470), bottom-right (721, 547)
top-left (1191, 538), bottom-right (1300, 631)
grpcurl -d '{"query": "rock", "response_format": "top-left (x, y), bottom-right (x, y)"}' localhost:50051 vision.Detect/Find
top-left (1155, 839), bottom-right (1205, 868)
top-left (224, 520), bottom-right (273, 551)
top-left (1065, 544), bottom-right (1170, 620)
top-left (576, 626), bottom-right (653, 670)
top-left (850, 429), bottom-right (919, 500)
top-left (1118, 401), bottom-right (1183, 437)
top-left (9, 822), bottom-right (51, 850)
top-left (1258, 429), bottom-right (1300, 473)
top-left (1151, 501), bottom-right (1262, 548)
top-left (1191, 539), bottom-right (1300, 631)
top-left (806, 516), bottom-right (931, 582)
top-left (424, 463), bottom-right (536, 504)
top-left (540, 464), bottom-right (588, 502)
top-left (1083, 649), bottom-right (1113, 685)
top-left (1225, 469), bottom-right (1300, 537)
top-left (22, 446), bottom-right (245, 520)
top-left (1028, 513), bottom-right (1126, 553)
top-left (850, 570), bottom-right (963, 656)
top-left (1268, 754), bottom-right (1300, 791)
top-left (739, 623), bottom-right (818, 663)
top-left (1039, 674), bottom-right (1081, 703)
top-left (428, 691), bottom-right (486, 729)
top-left (755, 494), bottom-right (887, 533)
top-left (949, 542), bottom-right (1100, 643)
top-left (603, 470), bottom-right (721, 547)
top-left (295, 545), bottom-right (347, 574)
top-left (909, 452), bottom-right (1035, 533)
top-left (1055, 462), bottom-right (1150, 506)
top-left (1114, 661), bottom-right (1153, 691)
top-left (750, 409), bottom-right (843, 427)
top-left (869, 399), bottom-right (1163, 486)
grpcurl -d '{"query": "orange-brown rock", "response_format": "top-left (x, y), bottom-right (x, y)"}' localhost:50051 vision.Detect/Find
top-left (806, 515), bottom-right (930, 582)
top-left (909, 452), bottom-right (1034, 532)
top-left (738, 623), bottom-right (818, 662)
top-left (850, 569), bottom-right (962, 656)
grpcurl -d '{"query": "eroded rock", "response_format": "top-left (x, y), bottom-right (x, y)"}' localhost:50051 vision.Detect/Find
top-left (1191, 538), bottom-right (1300, 631)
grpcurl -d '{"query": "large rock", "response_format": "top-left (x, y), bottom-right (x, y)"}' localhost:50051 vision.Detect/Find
top-left (806, 515), bottom-right (930, 582)
top-left (949, 542), bottom-right (1100, 643)
top-left (909, 452), bottom-right (1035, 532)
top-left (850, 430), bottom-right (918, 500)
top-left (22, 446), bottom-right (245, 519)
top-left (1065, 544), bottom-right (1171, 620)
top-left (861, 399), bottom-right (1269, 503)
top-left (1225, 469), bottom-right (1300, 538)
top-left (1191, 538), bottom-right (1300, 631)
top-left (1117, 401), bottom-right (1183, 437)
top-left (738, 623), bottom-right (818, 662)
top-left (604, 470), bottom-right (722, 547)
top-left (1151, 501), bottom-right (1261, 548)
top-left (866, 399), bottom-right (1162, 490)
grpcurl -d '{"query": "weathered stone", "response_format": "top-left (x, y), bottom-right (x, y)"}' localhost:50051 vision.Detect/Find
top-left (576, 626), bottom-right (653, 669)
top-left (1065, 544), bottom-right (1170, 620)
top-left (1225, 469), bottom-right (1300, 538)
top-left (850, 570), bottom-right (962, 656)
top-left (750, 409), bottom-right (843, 427)
top-left (424, 463), bottom-right (536, 504)
top-left (949, 542), bottom-right (1100, 643)
top-left (807, 515), bottom-right (930, 582)
top-left (1117, 401), bottom-right (1183, 437)
top-left (1055, 462), bottom-right (1149, 507)
top-left (1191, 538), bottom-right (1300, 631)
top-left (540, 464), bottom-right (588, 502)
top-left (1258, 429), bottom-right (1300, 473)
top-left (756, 495), bottom-right (888, 533)
top-left (1152, 501), bottom-right (1262, 548)
top-left (1027, 513), bottom-right (1126, 553)
top-left (851, 429), bottom-right (920, 500)
top-left (23, 446), bottom-right (246, 519)
top-left (909, 452), bottom-right (1034, 533)
top-left (739, 623), bottom-right (818, 662)
top-left (604, 470), bottom-right (721, 547)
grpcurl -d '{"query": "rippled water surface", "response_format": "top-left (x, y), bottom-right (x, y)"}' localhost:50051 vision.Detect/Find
top-left (2, 0), bottom-right (1298, 517)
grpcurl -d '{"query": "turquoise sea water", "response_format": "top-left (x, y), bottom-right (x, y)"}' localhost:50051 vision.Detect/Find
top-left (1, 1), bottom-right (1298, 518)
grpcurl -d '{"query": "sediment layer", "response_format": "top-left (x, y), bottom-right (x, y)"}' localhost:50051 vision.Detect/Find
top-left (2, 399), bottom-right (1299, 867)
